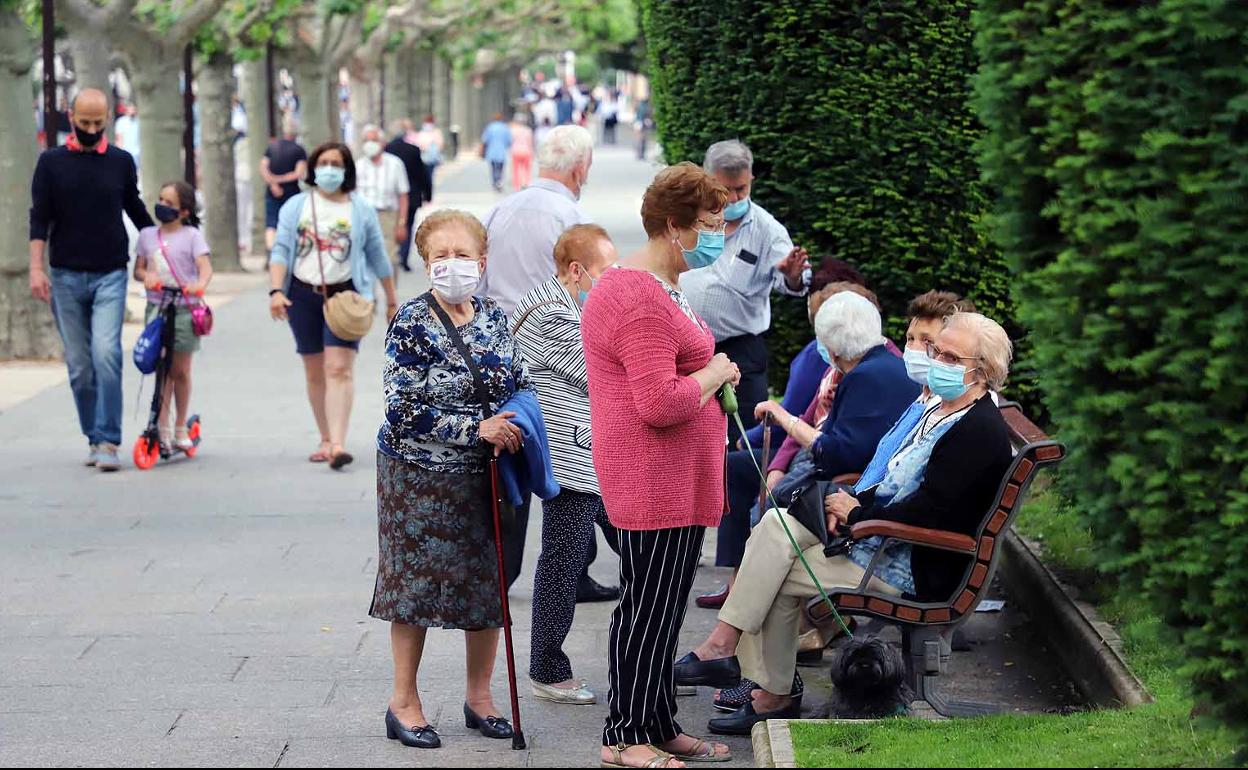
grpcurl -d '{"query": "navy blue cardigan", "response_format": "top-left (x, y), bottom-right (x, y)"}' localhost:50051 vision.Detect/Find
top-left (811, 344), bottom-right (920, 479)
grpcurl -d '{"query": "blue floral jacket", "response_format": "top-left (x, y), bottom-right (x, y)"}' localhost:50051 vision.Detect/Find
top-left (377, 294), bottom-right (534, 474)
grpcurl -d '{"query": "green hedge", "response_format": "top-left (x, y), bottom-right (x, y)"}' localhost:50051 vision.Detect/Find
top-left (640, 0), bottom-right (1025, 403)
top-left (976, 0), bottom-right (1248, 738)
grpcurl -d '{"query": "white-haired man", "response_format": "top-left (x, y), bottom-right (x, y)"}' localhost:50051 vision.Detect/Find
top-left (478, 124), bottom-right (617, 602)
top-left (354, 123), bottom-right (410, 271)
top-left (681, 139), bottom-right (813, 445)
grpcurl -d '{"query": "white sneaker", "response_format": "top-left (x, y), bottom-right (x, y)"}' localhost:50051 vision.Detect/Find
top-left (85, 444), bottom-right (100, 467)
top-left (95, 443), bottom-right (121, 472)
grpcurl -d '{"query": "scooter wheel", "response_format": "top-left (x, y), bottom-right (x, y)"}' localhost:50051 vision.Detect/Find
top-left (133, 436), bottom-right (159, 470)
top-left (187, 415), bottom-right (201, 441)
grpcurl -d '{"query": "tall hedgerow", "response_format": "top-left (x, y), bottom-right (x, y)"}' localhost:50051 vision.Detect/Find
top-left (976, 0), bottom-right (1248, 739)
top-left (640, 0), bottom-right (1025, 403)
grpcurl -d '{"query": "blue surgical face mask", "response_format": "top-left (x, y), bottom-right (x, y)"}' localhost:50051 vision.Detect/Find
top-left (575, 265), bottom-right (598, 305)
top-left (723, 197), bottom-right (750, 221)
top-left (903, 347), bottom-right (932, 386)
top-left (816, 340), bottom-right (833, 365)
top-left (927, 358), bottom-right (973, 400)
top-left (315, 165), bottom-right (345, 192)
top-left (678, 229), bottom-right (725, 270)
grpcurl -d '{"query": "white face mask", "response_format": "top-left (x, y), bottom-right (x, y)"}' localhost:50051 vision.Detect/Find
top-left (363, 140), bottom-right (382, 158)
top-left (430, 258), bottom-right (481, 303)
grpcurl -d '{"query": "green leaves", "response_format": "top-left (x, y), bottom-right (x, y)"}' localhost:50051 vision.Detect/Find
top-left (976, 0), bottom-right (1248, 741)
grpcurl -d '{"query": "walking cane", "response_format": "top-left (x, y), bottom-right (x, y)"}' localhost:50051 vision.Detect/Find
top-left (488, 457), bottom-right (527, 750)
top-left (758, 413), bottom-right (772, 515)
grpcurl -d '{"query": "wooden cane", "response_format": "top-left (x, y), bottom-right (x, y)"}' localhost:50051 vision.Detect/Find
top-left (759, 413), bottom-right (773, 515)
top-left (488, 458), bottom-right (526, 750)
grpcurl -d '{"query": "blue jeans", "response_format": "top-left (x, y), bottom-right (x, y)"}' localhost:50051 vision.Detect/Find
top-left (50, 268), bottom-right (127, 446)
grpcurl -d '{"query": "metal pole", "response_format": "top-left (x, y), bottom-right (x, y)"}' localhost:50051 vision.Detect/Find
top-left (265, 39), bottom-right (276, 139)
top-left (42, 0), bottom-right (56, 149)
top-left (183, 44), bottom-right (196, 188)
top-left (378, 51), bottom-right (386, 129)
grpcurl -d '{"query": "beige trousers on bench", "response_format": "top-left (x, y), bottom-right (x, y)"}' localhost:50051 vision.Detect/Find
top-left (718, 508), bottom-right (900, 695)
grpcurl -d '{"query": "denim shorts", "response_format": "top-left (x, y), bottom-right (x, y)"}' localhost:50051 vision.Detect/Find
top-left (265, 192), bottom-right (296, 229)
top-left (286, 277), bottom-right (361, 355)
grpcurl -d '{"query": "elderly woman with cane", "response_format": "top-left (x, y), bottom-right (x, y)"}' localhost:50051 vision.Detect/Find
top-left (370, 209), bottom-right (533, 750)
top-left (582, 162), bottom-right (738, 768)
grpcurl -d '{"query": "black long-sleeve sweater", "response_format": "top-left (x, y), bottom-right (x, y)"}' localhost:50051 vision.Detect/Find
top-left (29, 145), bottom-right (154, 272)
top-left (848, 394), bottom-right (1012, 602)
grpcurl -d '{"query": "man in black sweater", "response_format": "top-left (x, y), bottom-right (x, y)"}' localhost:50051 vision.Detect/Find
top-left (29, 88), bottom-right (155, 472)
top-left (384, 119), bottom-right (428, 272)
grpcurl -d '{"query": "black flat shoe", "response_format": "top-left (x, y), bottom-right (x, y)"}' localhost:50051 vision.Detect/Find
top-left (708, 699), bottom-right (802, 736)
top-left (385, 708), bottom-right (441, 748)
top-left (576, 575), bottom-right (622, 603)
top-left (713, 672), bottom-right (804, 713)
top-left (329, 451), bottom-right (354, 470)
top-left (674, 651), bottom-right (741, 688)
top-left (463, 703), bottom-right (513, 739)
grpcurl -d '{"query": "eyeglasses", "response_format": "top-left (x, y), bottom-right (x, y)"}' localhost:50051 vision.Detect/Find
top-left (694, 217), bottom-right (726, 233)
top-left (925, 341), bottom-right (982, 367)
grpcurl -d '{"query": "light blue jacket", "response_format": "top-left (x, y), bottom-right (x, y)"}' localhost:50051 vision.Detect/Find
top-left (481, 121), bottom-right (513, 163)
top-left (270, 190), bottom-right (393, 301)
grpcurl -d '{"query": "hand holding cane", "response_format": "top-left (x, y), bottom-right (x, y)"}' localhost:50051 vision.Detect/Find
top-left (488, 457), bottom-right (527, 750)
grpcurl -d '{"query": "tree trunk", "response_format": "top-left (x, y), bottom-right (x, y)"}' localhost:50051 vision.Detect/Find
top-left (129, 63), bottom-right (185, 202)
top-left (294, 57), bottom-right (334, 150)
top-left (240, 58), bottom-right (268, 256)
top-left (197, 51), bottom-right (241, 270)
top-left (66, 31), bottom-right (112, 108)
top-left (347, 56), bottom-right (377, 142)
top-left (411, 49), bottom-right (433, 120)
top-left (383, 46), bottom-right (413, 128)
top-left (432, 54), bottom-right (451, 128)
top-left (0, 10), bottom-right (59, 359)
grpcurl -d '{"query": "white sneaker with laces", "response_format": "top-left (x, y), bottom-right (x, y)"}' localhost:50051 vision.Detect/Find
top-left (95, 443), bottom-right (121, 472)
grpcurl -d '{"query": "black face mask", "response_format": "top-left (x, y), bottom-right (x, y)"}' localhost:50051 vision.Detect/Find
top-left (154, 204), bottom-right (181, 224)
top-left (74, 125), bottom-right (104, 147)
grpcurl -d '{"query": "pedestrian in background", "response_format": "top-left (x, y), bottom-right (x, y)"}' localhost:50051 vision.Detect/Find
top-left (132, 181), bottom-right (213, 451)
top-left (28, 88), bottom-right (154, 472)
top-left (385, 119), bottom-right (429, 274)
top-left (355, 124), bottom-right (410, 273)
top-left (481, 113), bottom-right (513, 193)
top-left (509, 113), bottom-right (535, 191)
top-left (260, 117), bottom-right (308, 253)
top-left (267, 141), bottom-right (398, 470)
top-left (411, 115), bottom-right (444, 202)
top-left (113, 102), bottom-right (140, 171)
top-left (681, 139), bottom-right (811, 445)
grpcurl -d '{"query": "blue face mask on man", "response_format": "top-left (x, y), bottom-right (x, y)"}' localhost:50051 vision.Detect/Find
top-left (927, 359), bottom-right (976, 400)
top-left (678, 229), bottom-right (725, 270)
top-left (723, 197), bottom-right (749, 221)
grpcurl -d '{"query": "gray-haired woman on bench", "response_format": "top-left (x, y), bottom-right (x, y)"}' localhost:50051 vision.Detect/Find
top-left (672, 312), bottom-right (1015, 736)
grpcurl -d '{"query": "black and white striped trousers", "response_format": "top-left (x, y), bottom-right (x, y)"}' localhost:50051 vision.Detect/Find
top-left (602, 525), bottom-right (705, 747)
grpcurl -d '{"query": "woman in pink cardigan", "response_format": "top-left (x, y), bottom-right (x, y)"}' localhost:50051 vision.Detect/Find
top-left (581, 162), bottom-right (739, 768)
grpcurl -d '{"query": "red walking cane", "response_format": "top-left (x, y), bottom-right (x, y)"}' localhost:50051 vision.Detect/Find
top-left (488, 457), bottom-right (527, 750)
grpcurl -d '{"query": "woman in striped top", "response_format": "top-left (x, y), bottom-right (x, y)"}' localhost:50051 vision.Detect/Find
top-left (510, 224), bottom-right (619, 706)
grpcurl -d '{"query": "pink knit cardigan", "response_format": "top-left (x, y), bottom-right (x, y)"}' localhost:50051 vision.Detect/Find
top-left (581, 268), bottom-right (727, 531)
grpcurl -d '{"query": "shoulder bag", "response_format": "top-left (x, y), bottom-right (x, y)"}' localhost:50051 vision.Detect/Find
top-left (158, 232), bottom-right (213, 337)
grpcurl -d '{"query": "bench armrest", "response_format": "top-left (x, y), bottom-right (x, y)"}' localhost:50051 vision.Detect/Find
top-left (849, 520), bottom-right (978, 554)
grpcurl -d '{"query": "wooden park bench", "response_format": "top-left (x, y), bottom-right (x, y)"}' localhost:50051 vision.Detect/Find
top-left (803, 401), bottom-right (1066, 717)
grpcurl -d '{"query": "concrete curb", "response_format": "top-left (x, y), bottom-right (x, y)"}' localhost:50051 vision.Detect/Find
top-left (999, 531), bottom-right (1152, 708)
top-left (752, 720), bottom-right (795, 768)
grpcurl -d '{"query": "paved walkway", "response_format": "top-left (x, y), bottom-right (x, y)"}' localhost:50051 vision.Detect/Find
top-left (0, 144), bottom-right (1077, 768)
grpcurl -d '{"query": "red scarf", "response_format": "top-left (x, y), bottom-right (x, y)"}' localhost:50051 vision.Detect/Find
top-left (65, 132), bottom-right (109, 154)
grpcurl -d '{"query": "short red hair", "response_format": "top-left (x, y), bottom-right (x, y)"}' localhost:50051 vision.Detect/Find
top-left (641, 162), bottom-right (729, 239)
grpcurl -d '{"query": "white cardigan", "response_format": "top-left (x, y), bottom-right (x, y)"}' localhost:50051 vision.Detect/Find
top-left (510, 277), bottom-right (600, 496)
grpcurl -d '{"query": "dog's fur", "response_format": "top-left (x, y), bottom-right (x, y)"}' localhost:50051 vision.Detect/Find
top-left (826, 636), bottom-right (912, 718)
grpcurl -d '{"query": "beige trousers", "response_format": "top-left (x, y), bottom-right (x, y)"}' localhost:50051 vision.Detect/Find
top-left (718, 508), bottom-right (899, 695)
top-left (376, 209), bottom-right (398, 270)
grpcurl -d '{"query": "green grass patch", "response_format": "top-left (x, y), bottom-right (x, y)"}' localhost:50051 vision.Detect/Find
top-left (789, 480), bottom-right (1243, 768)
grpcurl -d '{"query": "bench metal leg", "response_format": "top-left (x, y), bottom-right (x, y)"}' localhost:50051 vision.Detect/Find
top-left (903, 626), bottom-right (1000, 718)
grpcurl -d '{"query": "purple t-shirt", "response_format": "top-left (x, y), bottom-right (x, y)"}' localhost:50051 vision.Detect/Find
top-left (136, 225), bottom-right (210, 302)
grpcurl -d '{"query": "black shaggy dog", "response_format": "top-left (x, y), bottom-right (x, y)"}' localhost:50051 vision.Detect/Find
top-left (826, 636), bottom-right (912, 718)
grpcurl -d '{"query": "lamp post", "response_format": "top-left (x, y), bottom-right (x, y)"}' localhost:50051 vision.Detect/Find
top-left (183, 44), bottom-right (196, 188)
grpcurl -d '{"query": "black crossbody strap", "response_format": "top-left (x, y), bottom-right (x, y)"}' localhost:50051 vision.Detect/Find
top-left (424, 292), bottom-right (493, 420)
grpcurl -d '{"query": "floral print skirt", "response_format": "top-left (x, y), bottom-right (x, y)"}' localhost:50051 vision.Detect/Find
top-left (369, 451), bottom-right (504, 629)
